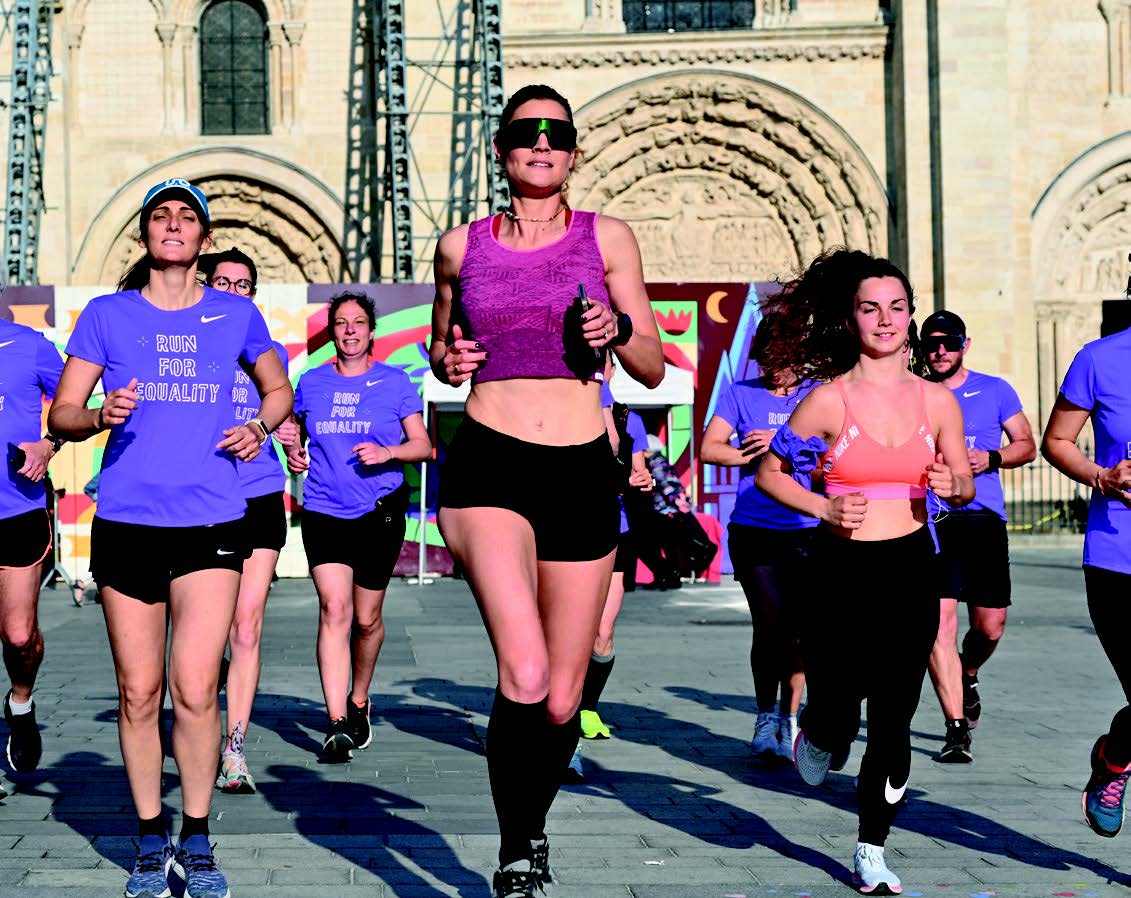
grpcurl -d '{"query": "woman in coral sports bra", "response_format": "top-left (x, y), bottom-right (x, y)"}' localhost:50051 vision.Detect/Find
top-left (429, 84), bottom-right (664, 898)
top-left (757, 250), bottom-right (974, 896)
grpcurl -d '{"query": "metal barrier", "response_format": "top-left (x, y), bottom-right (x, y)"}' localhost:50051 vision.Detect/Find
top-left (1001, 440), bottom-right (1092, 533)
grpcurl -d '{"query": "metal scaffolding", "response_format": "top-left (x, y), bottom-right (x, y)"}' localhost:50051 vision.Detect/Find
top-left (0, 0), bottom-right (51, 285)
top-left (343, 0), bottom-right (506, 283)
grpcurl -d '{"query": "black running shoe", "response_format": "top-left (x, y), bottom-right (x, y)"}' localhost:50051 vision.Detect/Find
top-left (531, 837), bottom-right (554, 891)
top-left (962, 670), bottom-right (981, 730)
top-left (493, 859), bottom-right (536, 897)
top-left (935, 721), bottom-right (972, 764)
top-left (346, 697), bottom-right (372, 750)
top-left (4, 690), bottom-right (42, 773)
top-left (320, 716), bottom-right (355, 763)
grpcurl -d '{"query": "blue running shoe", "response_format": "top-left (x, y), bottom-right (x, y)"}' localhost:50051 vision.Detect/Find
top-left (124, 834), bottom-right (173, 898)
top-left (174, 834), bottom-right (230, 898)
top-left (1083, 735), bottom-right (1130, 838)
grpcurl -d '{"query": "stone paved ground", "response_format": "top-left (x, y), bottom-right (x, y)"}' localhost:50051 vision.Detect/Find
top-left (2, 544), bottom-right (1128, 897)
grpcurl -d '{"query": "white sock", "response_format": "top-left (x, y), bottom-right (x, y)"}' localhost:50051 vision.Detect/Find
top-left (7, 695), bottom-right (33, 715)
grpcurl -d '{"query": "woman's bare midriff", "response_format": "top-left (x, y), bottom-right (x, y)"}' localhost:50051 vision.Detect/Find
top-left (465, 377), bottom-right (606, 445)
top-left (823, 497), bottom-right (929, 542)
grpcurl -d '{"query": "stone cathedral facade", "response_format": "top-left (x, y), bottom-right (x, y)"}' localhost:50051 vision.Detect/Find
top-left (14, 0), bottom-right (1131, 418)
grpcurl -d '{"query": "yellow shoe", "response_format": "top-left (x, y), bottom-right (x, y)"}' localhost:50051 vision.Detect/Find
top-left (580, 709), bottom-right (611, 739)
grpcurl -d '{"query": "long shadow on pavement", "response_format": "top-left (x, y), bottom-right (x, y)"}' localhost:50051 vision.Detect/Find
top-left (391, 678), bottom-right (1130, 888)
top-left (258, 764), bottom-right (491, 898)
top-left (657, 686), bottom-right (1130, 886)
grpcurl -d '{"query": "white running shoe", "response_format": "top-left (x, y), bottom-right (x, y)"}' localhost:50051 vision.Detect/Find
top-left (752, 710), bottom-right (778, 758)
top-left (794, 731), bottom-right (832, 785)
top-left (853, 842), bottom-right (902, 895)
top-left (775, 713), bottom-right (798, 762)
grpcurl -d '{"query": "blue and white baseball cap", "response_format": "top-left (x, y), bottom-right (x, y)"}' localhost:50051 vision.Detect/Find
top-left (141, 178), bottom-right (210, 229)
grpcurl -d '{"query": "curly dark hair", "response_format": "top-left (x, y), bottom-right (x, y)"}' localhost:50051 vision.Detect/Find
top-left (757, 248), bottom-right (916, 383)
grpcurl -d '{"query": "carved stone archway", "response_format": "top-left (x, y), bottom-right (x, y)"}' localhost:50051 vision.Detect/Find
top-left (571, 71), bottom-right (889, 282)
top-left (1031, 132), bottom-right (1131, 416)
top-left (73, 148), bottom-right (344, 285)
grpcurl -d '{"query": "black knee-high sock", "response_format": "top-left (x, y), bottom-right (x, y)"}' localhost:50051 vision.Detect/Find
top-left (487, 689), bottom-right (547, 867)
top-left (532, 710), bottom-right (581, 841)
top-left (580, 652), bottom-right (615, 713)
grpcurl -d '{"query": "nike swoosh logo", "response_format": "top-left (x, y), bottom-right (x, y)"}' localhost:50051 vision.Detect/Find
top-left (201, 314), bottom-right (227, 324)
top-left (216, 549), bottom-right (235, 556)
top-left (884, 778), bottom-right (907, 804)
top-left (963, 390), bottom-right (981, 397)
top-left (0, 340), bottom-right (14, 348)
top-left (366, 379), bottom-right (383, 387)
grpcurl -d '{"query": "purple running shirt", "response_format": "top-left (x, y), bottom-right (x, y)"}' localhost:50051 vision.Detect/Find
top-left (1059, 328), bottom-right (1131, 575)
top-left (934, 370), bottom-right (1023, 520)
top-left (294, 360), bottom-right (423, 519)
top-left (713, 377), bottom-right (819, 530)
top-left (232, 340), bottom-right (289, 499)
top-left (65, 287), bottom-right (273, 527)
top-left (456, 211), bottom-right (607, 383)
top-left (0, 320), bottom-right (64, 521)
top-left (601, 381), bottom-right (648, 533)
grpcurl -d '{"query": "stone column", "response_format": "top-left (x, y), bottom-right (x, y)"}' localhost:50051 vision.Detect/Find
top-left (179, 25), bottom-right (199, 134)
top-left (1100, 0), bottom-right (1123, 102)
top-left (283, 22), bottom-right (306, 134)
top-left (268, 22), bottom-right (285, 132)
top-left (156, 22), bottom-right (178, 135)
top-left (63, 24), bottom-right (84, 135)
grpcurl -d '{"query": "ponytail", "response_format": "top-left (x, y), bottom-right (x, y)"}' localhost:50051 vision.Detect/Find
top-left (118, 255), bottom-right (155, 292)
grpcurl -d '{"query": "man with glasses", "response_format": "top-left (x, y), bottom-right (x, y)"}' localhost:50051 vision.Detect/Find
top-left (921, 311), bottom-right (1036, 763)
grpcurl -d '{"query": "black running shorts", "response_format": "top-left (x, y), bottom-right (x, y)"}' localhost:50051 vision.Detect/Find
top-left (439, 415), bottom-right (620, 562)
top-left (241, 490), bottom-right (288, 552)
top-left (934, 511), bottom-right (1012, 608)
top-left (90, 516), bottom-right (249, 603)
top-left (613, 529), bottom-right (636, 574)
top-left (727, 522), bottom-right (815, 580)
top-left (0, 508), bottom-right (51, 570)
top-left (300, 486), bottom-right (408, 591)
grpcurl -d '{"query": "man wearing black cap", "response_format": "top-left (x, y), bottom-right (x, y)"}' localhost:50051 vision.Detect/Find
top-left (921, 310), bottom-right (1036, 762)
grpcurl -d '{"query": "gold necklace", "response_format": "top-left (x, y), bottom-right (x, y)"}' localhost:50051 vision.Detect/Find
top-left (504, 203), bottom-right (567, 223)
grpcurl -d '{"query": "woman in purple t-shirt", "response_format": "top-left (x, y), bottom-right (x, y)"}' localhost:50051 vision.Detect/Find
top-left (47, 180), bottom-right (293, 898)
top-left (281, 293), bottom-right (430, 764)
top-left (1043, 327), bottom-right (1131, 838)
top-left (701, 314), bottom-right (818, 767)
top-left (430, 84), bottom-right (664, 896)
top-left (200, 246), bottom-right (289, 796)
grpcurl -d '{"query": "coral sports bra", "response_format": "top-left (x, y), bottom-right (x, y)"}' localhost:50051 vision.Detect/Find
top-left (821, 379), bottom-right (936, 499)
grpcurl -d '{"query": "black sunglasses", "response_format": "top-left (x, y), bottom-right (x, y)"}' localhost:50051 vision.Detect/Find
top-left (922, 334), bottom-right (965, 353)
top-left (497, 117), bottom-right (577, 153)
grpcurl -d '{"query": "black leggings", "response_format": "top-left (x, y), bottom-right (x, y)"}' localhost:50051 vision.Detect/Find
top-left (1085, 565), bottom-right (1131, 767)
top-left (798, 527), bottom-right (939, 846)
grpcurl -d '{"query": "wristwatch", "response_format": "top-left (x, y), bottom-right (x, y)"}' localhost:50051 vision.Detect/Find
top-left (43, 433), bottom-right (63, 453)
top-left (609, 312), bottom-right (633, 347)
top-left (250, 418), bottom-right (270, 445)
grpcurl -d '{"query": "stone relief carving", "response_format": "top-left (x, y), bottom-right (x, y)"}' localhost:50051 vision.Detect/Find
top-left (507, 42), bottom-right (884, 70)
top-left (570, 72), bottom-right (887, 282)
top-left (97, 176), bottom-right (342, 285)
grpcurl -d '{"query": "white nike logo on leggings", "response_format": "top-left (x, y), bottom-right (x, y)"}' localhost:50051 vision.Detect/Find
top-left (884, 778), bottom-right (907, 804)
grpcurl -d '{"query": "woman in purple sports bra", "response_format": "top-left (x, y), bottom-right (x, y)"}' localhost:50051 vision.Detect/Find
top-left (756, 250), bottom-right (974, 896)
top-left (429, 84), bottom-right (664, 898)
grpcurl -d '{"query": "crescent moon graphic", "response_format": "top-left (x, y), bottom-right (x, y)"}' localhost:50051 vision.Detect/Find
top-left (706, 290), bottom-right (728, 324)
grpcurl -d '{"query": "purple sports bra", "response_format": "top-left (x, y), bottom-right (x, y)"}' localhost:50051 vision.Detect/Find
top-left (455, 210), bottom-right (608, 383)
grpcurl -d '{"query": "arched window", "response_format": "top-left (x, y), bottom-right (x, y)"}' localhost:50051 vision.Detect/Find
top-left (201, 0), bottom-right (269, 135)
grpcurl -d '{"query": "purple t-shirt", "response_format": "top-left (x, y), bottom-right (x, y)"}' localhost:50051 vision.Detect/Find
top-left (65, 287), bottom-right (273, 527)
top-left (936, 370), bottom-right (1023, 520)
top-left (294, 360), bottom-right (423, 519)
top-left (1060, 329), bottom-right (1131, 574)
top-left (599, 381), bottom-right (647, 533)
top-left (713, 377), bottom-right (819, 530)
top-left (233, 341), bottom-right (289, 499)
top-left (0, 320), bottom-right (63, 520)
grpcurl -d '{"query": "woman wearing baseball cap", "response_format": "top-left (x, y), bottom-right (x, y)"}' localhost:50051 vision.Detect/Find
top-left (48, 178), bottom-right (293, 898)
